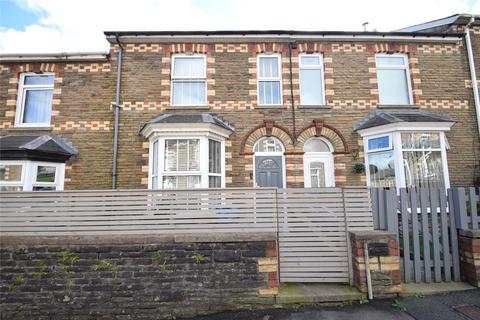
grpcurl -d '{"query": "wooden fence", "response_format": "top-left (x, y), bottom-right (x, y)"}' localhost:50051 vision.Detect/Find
top-left (277, 187), bottom-right (373, 283)
top-left (0, 188), bottom-right (278, 236)
top-left (0, 187), bottom-right (375, 284)
top-left (370, 187), bottom-right (480, 283)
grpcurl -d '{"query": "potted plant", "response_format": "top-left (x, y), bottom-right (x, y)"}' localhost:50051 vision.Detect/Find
top-left (353, 163), bottom-right (365, 174)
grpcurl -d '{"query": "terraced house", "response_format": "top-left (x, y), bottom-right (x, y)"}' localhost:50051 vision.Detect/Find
top-left (0, 14), bottom-right (479, 192)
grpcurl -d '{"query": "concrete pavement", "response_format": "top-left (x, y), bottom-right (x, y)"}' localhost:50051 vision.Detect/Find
top-left (185, 289), bottom-right (480, 320)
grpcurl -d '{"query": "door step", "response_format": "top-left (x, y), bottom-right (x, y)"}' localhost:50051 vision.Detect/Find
top-left (276, 283), bottom-right (364, 304)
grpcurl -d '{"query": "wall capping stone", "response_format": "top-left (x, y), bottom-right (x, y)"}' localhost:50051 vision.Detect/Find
top-left (0, 232), bottom-right (277, 246)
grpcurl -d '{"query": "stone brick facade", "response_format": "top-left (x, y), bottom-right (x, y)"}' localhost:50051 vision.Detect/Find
top-left (350, 231), bottom-right (401, 297)
top-left (0, 234), bottom-right (278, 319)
top-left (1, 28), bottom-right (479, 190)
top-left (459, 229), bottom-right (480, 287)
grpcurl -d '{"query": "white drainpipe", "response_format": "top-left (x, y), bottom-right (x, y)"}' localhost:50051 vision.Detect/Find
top-left (465, 16), bottom-right (480, 138)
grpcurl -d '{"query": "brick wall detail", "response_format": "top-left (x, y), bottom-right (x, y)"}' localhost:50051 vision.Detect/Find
top-left (350, 231), bottom-right (402, 296)
top-left (459, 229), bottom-right (480, 287)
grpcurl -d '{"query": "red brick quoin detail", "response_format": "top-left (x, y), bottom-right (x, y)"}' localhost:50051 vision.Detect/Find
top-left (459, 229), bottom-right (480, 287)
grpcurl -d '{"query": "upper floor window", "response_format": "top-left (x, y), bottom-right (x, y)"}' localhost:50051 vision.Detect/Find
top-left (15, 73), bottom-right (54, 127)
top-left (257, 54), bottom-right (282, 105)
top-left (171, 55), bottom-right (207, 106)
top-left (299, 54), bottom-right (325, 105)
top-left (375, 54), bottom-right (413, 105)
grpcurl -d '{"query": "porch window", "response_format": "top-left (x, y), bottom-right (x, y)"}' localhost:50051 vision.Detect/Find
top-left (299, 54), bottom-right (325, 105)
top-left (15, 73), bottom-right (54, 127)
top-left (0, 161), bottom-right (65, 191)
top-left (150, 137), bottom-right (225, 189)
top-left (257, 54), bottom-right (282, 105)
top-left (375, 54), bottom-right (413, 105)
top-left (171, 55), bottom-right (207, 106)
top-left (364, 131), bottom-right (449, 189)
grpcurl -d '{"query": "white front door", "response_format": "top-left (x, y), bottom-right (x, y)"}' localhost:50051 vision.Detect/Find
top-left (304, 154), bottom-right (335, 188)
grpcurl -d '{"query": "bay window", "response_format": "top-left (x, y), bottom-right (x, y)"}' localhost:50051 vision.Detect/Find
top-left (401, 132), bottom-right (445, 188)
top-left (149, 137), bottom-right (225, 189)
top-left (0, 161), bottom-right (65, 191)
top-left (363, 130), bottom-right (450, 189)
top-left (142, 114), bottom-right (234, 189)
top-left (15, 73), bottom-right (55, 127)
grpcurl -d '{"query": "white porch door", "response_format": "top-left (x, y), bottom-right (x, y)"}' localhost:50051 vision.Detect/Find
top-left (304, 154), bottom-right (335, 188)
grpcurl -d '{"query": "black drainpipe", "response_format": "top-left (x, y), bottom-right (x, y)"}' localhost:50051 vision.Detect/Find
top-left (112, 34), bottom-right (123, 189)
top-left (288, 41), bottom-right (298, 142)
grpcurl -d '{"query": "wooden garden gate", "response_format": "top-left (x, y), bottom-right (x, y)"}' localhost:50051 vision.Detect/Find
top-left (276, 187), bottom-right (374, 283)
top-left (371, 187), bottom-right (480, 283)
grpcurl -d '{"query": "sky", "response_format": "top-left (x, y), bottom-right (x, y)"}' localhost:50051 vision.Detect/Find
top-left (0, 0), bottom-right (479, 54)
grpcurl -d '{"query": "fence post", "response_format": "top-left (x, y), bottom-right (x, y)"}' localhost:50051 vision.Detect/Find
top-left (451, 188), bottom-right (469, 230)
top-left (468, 187), bottom-right (479, 229)
top-left (385, 188), bottom-right (398, 233)
top-left (342, 188), bottom-right (354, 286)
top-left (371, 188), bottom-right (379, 229)
top-left (448, 189), bottom-right (461, 282)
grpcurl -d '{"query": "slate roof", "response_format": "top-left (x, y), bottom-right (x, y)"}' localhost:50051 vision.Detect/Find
top-left (353, 110), bottom-right (454, 131)
top-left (145, 114), bottom-right (235, 132)
top-left (0, 135), bottom-right (78, 161)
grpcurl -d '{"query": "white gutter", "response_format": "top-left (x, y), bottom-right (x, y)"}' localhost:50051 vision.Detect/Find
top-left (0, 52), bottom-right (108, 62)
top-left (105, 34), bottom-right (462, 44)
top-left (465, 16), bottom-right (480, 138)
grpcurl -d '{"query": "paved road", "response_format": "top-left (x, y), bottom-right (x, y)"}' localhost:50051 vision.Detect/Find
top-left (185, 289), bottom-right (480, 320)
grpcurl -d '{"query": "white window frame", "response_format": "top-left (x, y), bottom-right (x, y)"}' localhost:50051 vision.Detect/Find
top-left (303, 137), bottom-right (335, 188)
top-left (361, 125), bottom-right (451, 190)
top-left (366, 133), bottom-right (393, 153)
top-left (0, 160), bottom-right (65, 191)
top-left (14, 73), bottom-right (55, 128)
top-left (299, 53), bottom-right (326, 106)
top-left (375, 53), bottom-right (414, 105)
top-left (149, 136), bottom-right (225, 189)
top-left (257, 54), bottom-right (283, 106)
top-left (207, 139), bottom-right (223, 188)
top-left (252, 137), bottom-right (287, 188)
top-left (170, 54), bottom-right (207, 106)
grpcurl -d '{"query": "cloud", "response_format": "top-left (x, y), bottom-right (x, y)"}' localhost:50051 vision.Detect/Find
top-left (0, 0), bottom-right (478, 53)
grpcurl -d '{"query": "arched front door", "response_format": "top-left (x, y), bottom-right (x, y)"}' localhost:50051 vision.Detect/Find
top-left (303, 138), bottom-right (335, 188)
top-left (253, 137), bottom-right (285, 188)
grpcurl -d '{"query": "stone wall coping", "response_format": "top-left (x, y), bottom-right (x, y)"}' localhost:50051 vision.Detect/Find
top-left (349, 230), bottom-right (396, 242)
top-left (459, 229), bottom-right (480, 239)
top-left (0, 232), bottom-right (277, 246)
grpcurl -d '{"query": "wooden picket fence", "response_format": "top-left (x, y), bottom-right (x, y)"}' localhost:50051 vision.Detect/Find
top-left (371, 187), bottom-right (480, 283)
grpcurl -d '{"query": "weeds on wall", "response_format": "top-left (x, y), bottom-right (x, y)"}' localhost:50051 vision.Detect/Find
top-left (191, 253), bottom-right (205, 264)
top-left (152, 252), bottom-right (167, 272)
top-left (91, 260), bottom-right (118, 272)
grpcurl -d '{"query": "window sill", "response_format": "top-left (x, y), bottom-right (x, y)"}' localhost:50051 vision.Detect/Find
top-left (256, 105), bottom-right (288, 109)
top-left (298, 105), bottom-right (332, 110)
top-left (9, 126), bottom-right (53, 131)
top-left (377, 104), bottom-right (419, 109)
top-left (166, 105), bottom-right (210, 110)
